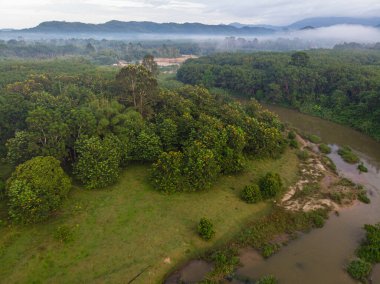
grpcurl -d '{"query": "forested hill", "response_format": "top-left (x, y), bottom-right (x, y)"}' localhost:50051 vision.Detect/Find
top-left (21, 21), bottom-right (274, 35)
top-left (177, 50), bottom-right (380, 141)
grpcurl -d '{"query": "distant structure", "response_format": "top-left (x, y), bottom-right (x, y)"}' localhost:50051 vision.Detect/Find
top-left (113, 55), bottom-right (198, 68)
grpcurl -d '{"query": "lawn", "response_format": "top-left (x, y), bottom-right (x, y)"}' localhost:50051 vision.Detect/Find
top-left (0, 149), bottom-right (298, 283)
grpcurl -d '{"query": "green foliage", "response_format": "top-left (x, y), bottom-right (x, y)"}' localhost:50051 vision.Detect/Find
top-left (132, 130), bottom-right (162, 162)
top-left (357, 224), bottom-right (380, 263)
top-left (319, 143), bottom-right (331, 154)
top-left (151, 151), bottom-right (184, 193)
top-left (6, 156), bottom-right (71, 224)
top-left (358, 163), bottom-right (368, 173)
top-left (321, 156), bottom-right (337, 173)
top-left (157, 118), bottom-right (178, 151)
top-left (198, 218), bottom-right (215, 241)
top-left (338, 146), bottom-right (360, 164)
top-left (183, 141), bottom-right (221, 191)
top-left (259, 172), bottom-right (283, 199)
top-left (291, 51), bottom-right (310, 67)
top-left (347, 259), bottom-right (372, 281)
top-left (287, 131), bottom-right (296, 140)
top-left (358, 192), bottom-right (371, 204)
top-left (256, 275), bottom-right (278, 284)
top-left (209, 248), bottom-right (239, 277)
top-left (54, 226), bottom-right (74, 243)
top-left (73, 135), bottom-right (122, 189)
top-left (289, 139), bottom-right (299, 149)
top-left (296, 150), bottom-right (310, 161)
top-left (241, 184), bottom-right (262, 204)
top-left (261, 243), bottom-right (280, 258)
top-left (307, 134), bottom-right (321, 144)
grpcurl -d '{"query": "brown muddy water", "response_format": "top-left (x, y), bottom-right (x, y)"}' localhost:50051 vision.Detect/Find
top-left (166, 106), bottom-right (380, 284)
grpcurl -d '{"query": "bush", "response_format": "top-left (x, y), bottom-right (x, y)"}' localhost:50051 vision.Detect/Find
top-left (347, 259), bottom-right (372, 281)
top-left (296, 150), bottom-right (309, 161)
top-left (261, 243), bottom-right (280, 258)
top-left (241, 184), bottom-right (262, 204)
top-left (338, 146), bottom-right (360, 164)
top-left (256, 275), bottom-right (278, 284)
top-left (54, 225), bottom-right (74, 243)
top-left (358, 192), bottom-right (371, 204)
top-left (358, 163), bottom-right (368, 173)
top-left (6, 156), bottom-right (71, 224)
top-left (259, 172), bottom-right (283, 199)
top-left (289, 139), bottom-right (299, 149)
top-left (319, 143), bottom-right (331, 154)
top-left (309, 213), bottom-right (326, 228)
top-left (198, 217), bottom-right (215, 241)
top-left (210, 248), bottom-right (239, 276)
top-left (308, 134), bottom-right (321, 144)
top-left (357, 224), bottom-right (380, 263)
top-left (74, 135), bottom-right (122, 189)
top-left (287, 131), bottom-right (296, 140)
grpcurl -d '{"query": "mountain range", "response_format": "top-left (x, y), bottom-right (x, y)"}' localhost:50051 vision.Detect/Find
top-left (1, 17), bottom-right (379, 38)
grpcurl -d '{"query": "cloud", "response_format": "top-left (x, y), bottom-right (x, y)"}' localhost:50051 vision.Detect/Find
top-left (0, 0), bottom-right (380, 28)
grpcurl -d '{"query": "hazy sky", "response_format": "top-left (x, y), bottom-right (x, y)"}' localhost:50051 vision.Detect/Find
top-left (1, 0), bottom-right (380, 29)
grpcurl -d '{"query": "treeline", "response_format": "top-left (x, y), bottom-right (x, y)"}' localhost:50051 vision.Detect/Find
top-left (177, 50), bottom-right (380, 140)
top-left (0, 39), bottom-right (202, 64)
top-left (0, 59), bottom-right (286, 223)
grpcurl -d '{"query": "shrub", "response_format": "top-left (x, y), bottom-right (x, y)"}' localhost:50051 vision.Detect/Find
top-left (322, 156), bottom-right (337, 173)
top-left (74, 135), bottom-right (122, 189)
top-left (54, 225), bottom-right (74, 243)
top-left (357, 224), bottom-right (380, 263)
top-left (358, 192), bottom-right (370, 204)
top-left (358, 163), bottom-right (368, 173)
top-left (319, 143), bottom-right (331, 154)
top-left (241, 184), bottom-right (262, 204)
top-left (289, 139), bottom-right (299, 149)
top-left (6, 156), bottom-right (71, 224)
top-left (198, 217), bottom-right (215, 241)
top-left (308, 134), bottom-right (321, 144)
top-left (256, 275), bottom-right (278, 284)
top-left (347, 259), bottom-right (372, 281)
top-left (338, 146), bottom-right (360, 164)
top-left (261, 243), bottom-right (280, 258)
top-left (296, 150), bottom-right (309, 161)
top-left (309, 213), bottom-right (326, 228)
top-left (259, 172), bottom-right (283, 199)
top-left (287, 131), bottom-right (296, 140)
top-left (210, 248), bottom-right (239, 276)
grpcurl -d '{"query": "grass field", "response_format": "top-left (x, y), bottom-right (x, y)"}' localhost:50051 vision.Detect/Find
top-left (0, 149), bottom-right (298, 283)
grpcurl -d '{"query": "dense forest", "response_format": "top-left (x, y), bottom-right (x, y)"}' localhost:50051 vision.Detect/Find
top-left (177, 50), bottom-right (380, 140)
top-left (0, 58), bottom-right (286, 223)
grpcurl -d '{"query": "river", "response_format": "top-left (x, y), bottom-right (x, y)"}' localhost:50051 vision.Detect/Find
top-left (167, 106), bottom-right (380, 284)
top-left (235, 105), bottom-right (380, 284)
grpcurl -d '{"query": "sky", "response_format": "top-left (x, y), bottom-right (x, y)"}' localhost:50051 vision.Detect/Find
top-left (1, 0), bottom-right (380, 29)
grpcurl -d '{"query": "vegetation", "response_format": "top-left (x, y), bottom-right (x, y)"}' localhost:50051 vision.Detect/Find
top-left (198, 218), bottom-right (216, 241)
top-left (347, 259), bottom-right (372, 282)
top-left (256, 275), bottom-right (278, 284)
top-left (6, 156), bottom-right (71, 224)
top-left (358, 163), bottom-right (368, 173)
top-left (241, 184), bottom-right (262, 204)
top-left (347, 223), bottom-right (380, 282)
top-left (177, 50), bottom-right (380, 141)
top-left (259, 172), bottom-right (283, 199)
top-left (319, 143), bottom-right (331, 154)
top-left (338, 146), bottom-right (360, 164)
top-left (307, 134), bottom-right (321, 144)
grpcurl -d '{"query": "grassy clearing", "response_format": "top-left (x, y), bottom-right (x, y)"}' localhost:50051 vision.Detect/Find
top-left (0, 149), bottom-right (298, 283)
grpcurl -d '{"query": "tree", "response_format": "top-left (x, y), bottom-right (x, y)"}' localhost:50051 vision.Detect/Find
top-left (198, 217), bottom-right (215, 240)
top-left (6, 156), bottom-right (71, 224)
top-left (116, 65), bottom-right (159, 117)
top-left (157, 118), bottom-right (178, 151)
top-left (73, 135), bottom-right (122, 189)
top-left (241, 184), bottom-right (262, 204)
top-left (151, 151), bottom-right (185, 193)
top-left (290, 51), bottom-right (310, 67)
top-left (183, 141), bottom-right (220, 191)
top-left (6, 131), bottom-right (34, 165)
top-left (131, 130), bottom-right (162, 162)
top-left (142, 54), bottom-right (159, 76)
